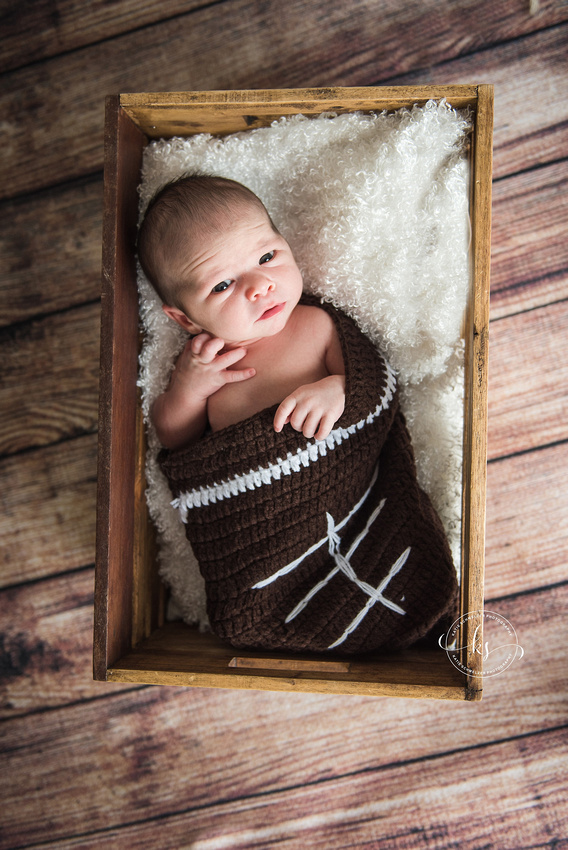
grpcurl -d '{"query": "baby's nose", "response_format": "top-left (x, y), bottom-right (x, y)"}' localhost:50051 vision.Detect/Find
top-left (245, 274), bottom-right (274, 300)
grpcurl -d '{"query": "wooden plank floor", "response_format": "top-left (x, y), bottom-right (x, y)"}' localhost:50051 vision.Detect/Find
top-left (1, 1), bottom-right (567, 846)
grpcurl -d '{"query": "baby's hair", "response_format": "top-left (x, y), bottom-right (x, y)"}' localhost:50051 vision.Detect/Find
top-left (137, 172), bottom-right (277, 307)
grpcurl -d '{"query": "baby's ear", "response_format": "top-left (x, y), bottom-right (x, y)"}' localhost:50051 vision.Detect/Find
top-left (162, 304), bottom-right (202, 334)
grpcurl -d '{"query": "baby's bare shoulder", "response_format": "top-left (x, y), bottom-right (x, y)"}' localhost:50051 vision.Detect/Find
top-left (294, 303), bottom-right (337, 340)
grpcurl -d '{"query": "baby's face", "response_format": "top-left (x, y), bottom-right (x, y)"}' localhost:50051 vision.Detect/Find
top-left (174, 206), bottom-right (303, 347)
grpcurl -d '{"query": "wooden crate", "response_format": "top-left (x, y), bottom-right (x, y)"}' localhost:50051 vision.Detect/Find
top-left (94, 86), bottom-right (493, 700)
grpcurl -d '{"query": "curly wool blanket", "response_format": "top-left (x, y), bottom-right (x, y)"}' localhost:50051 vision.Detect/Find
top-left (158, 299), bottom-right (458, 654)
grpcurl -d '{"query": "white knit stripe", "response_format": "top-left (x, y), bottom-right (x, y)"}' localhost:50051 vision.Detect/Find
top-left (254, 534), bottom-right (330, 591)
top-left (171, 361), bottom-right (396, 521)
top-left (252, 465), bottom-right (379, 590)
top-left (285, 565), bottom-right (340, 623)
top-left (345, 498), bottom-right (387, 561)
top-left (327, 546), bottom-right (411, 650)
top-left (375, 546), bottom-right (411, 600)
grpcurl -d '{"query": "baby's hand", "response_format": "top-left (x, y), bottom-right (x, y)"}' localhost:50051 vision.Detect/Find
top-left (151, 333), bottom-right (256, 448)
top-left (274, 375), bottom-right (346, 441)
top-left (175, 333), bottom-right (256, 399)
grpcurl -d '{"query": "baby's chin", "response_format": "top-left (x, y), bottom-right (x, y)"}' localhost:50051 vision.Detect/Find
top-left (223, 299), bottom-right (299, 348)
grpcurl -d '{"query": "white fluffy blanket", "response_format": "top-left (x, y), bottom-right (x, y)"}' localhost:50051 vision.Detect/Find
top-left (137, 100), bottom-right (471, 628)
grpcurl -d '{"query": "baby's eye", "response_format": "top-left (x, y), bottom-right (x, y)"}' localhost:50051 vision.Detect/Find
top-left (212, 279), bottom-right (232, 293)
top-left (259, 251), bottom-right (275, 265)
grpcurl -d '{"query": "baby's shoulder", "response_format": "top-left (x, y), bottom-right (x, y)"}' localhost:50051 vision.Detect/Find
top-left (293, 302), bottom-right (337, 341)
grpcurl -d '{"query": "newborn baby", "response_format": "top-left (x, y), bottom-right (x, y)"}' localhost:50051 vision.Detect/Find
top-left (138, 173), bottom-right (458, 655)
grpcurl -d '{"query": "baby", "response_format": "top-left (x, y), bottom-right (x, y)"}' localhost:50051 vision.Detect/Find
top-left (138, 174), bottom-right (346, 448)
top-left (138, 172), bottom-right (458, 655)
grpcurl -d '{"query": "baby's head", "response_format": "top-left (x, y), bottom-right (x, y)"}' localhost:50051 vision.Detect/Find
top-left (138, 174), bottom-right (278, 309)
top-left (138, 174), bottom-right (303, 344)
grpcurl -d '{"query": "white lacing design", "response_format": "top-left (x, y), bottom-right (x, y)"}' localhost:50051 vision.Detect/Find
top-left (252, 465), bottom-right (409, 650)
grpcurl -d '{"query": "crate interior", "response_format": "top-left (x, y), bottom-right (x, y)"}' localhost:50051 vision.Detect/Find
top-left (95, 87), bottom-right (492, 699)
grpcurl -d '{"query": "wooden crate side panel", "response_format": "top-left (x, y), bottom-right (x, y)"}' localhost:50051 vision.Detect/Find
top-left (132, 399), bottom-right (163, 646)
top-left (94, 98), bottom-right (146, 679)
top-left (107, 667), bottom-right (467, 700)
top-left (107, 624), bottom-right (466, 700)
top-left (459, 85), bottom-right (493, 692)
top-left (120, 86), bottom-right (479, 137)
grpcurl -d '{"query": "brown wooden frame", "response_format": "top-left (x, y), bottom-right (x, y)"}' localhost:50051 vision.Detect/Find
top-left (94, 86), bottom-right (493, 699)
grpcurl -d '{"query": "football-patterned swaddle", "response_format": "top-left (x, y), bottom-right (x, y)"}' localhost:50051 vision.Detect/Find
top-left (159, 298), bottom-right (458, 654)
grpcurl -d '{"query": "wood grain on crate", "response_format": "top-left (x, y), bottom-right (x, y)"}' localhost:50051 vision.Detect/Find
top-left (1, 583), bottom-right (566, 846)
top-left (95, 100), bottom-right (146, 681)
top-left (459, 84), bottom-right (492, 682)
top-left (106, 624), bottom-right (466, 700)
top-left (132, 404), bottom-right (163, 646)
top-left (119, 86), bottom-right (479, 139)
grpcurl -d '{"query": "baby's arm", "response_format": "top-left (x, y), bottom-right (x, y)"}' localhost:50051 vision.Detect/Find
top-left (152, 333), bottom-right (256, 449)
top-left (274, 321), bottom-right (345, 441)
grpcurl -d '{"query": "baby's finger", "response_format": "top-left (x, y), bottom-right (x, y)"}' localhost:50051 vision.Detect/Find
top-left (300, 409), bottom-right (324, 440)
top-left (189, 333), bottom-right (213, 356)
top-left (214, 346), bottom-right (249, 371)
top-left (197, 336), bottom-right (225, 363)
top-left (222, 366), bottom-right (256, 384)
top-left (274, 396), bottom-right (297, 432)
top-left (288, 401), bottom-right (314, 435)
top-left (313, 412), bottom-right (335, 442)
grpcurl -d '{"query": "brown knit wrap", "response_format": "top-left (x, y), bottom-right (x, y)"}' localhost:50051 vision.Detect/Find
top-left (159, 298), bottom-right (458, 655)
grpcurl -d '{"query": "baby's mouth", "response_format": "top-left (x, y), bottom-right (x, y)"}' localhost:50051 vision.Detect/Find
top-left (257, 302), bottom-right (285, 321)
